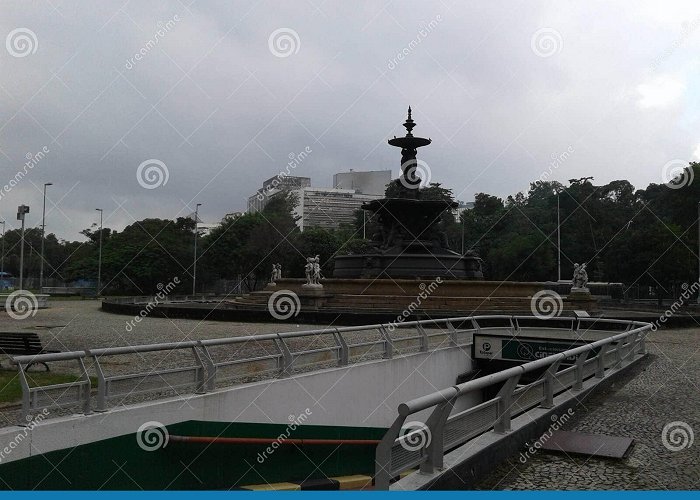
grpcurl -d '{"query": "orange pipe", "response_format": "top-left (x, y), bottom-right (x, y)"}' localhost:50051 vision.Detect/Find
top-left (169, 435), bottom-right (380, 446)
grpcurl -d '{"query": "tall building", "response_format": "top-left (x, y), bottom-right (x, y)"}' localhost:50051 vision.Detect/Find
top-left (333, 169), bottom-right (391, 196)
top-left (247, 175), bottom-right (311, 213)
top-left (292, 188), bottom-right (377, 231)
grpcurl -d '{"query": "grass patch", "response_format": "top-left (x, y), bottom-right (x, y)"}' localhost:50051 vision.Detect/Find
top-left (0, 369), bottom-right (93, 404)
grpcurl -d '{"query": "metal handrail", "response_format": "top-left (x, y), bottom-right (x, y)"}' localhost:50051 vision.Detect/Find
top-left (12, 315), bottom-right (479, 423)
top-left (11, 315), bottom-right (647, 429)
top-left (374, 318), bottom-right (652, 489)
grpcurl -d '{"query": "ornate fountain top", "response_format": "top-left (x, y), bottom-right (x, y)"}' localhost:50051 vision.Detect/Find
top-left (403, 106), bottom-right (416, 136)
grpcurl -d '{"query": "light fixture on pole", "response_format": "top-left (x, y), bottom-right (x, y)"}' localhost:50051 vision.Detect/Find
top-left (96, 208), bottom-right (103, 296)
top-left (16, 205), bottom-right (30, 290)
top-left (193, 203), bottom-right (201, 294)
top-left (39, 182), bottom-right (53, 289)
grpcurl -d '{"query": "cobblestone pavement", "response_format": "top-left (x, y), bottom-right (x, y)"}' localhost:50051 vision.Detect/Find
top-left (476, 327), bottom-right (700, 490)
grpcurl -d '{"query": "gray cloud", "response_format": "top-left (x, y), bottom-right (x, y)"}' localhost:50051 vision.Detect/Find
top-left (1, 0), bottom-right (698, 239)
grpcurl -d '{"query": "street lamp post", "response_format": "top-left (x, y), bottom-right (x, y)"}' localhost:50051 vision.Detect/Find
top-left (39, 182), bottom-right (53, 289)
top-left (557, 192), bottom-right (562, 282)
top-left (96, 208), bottom-right (103, 296)
top-left (17, 205), bottom-right (29, 290)
top-left (0, 220), bottom-right (5, 290)
top-left (192, 203), bottom-right (201, 294)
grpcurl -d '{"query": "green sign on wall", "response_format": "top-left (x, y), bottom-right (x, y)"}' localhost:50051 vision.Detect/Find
top-left (474, 334), bottom-right (601, 363)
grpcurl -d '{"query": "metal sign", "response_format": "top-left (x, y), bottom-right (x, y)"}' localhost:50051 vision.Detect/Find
top-left (17, 205), bottom-right (29, 220)
top-left (473, 334), bottom-right (601, 363)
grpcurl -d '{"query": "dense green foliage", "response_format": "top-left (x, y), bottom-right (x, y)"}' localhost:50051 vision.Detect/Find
top-left (2, 164), bottom-right (698, 296)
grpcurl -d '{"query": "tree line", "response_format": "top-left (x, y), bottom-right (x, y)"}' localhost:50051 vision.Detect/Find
top-left (0, 163), bottom-right (697, 299)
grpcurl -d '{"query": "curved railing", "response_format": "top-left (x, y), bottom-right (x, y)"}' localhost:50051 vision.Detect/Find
top-left (373, 317), bottom-right (652, 489)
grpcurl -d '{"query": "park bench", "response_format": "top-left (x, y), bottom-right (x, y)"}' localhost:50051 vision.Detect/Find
top-left (0, 332), bottom-right (59, 371)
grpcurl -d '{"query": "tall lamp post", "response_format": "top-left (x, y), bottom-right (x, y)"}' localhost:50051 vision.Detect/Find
top-left (17, 205), bottom-right (29, 290)
top-left (0, 220), bottom-right (5, 290)
top-left (39, 182), bottom-right (53, 289)
top-left (96, 208), bottom-right (103, 296)
top-left (557, 191), bottom-right (562, 282)
top-left (192, 203), bottom-right (201, 294)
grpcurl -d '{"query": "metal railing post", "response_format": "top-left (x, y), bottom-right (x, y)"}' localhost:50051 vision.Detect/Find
top-left (620, 339), bottom-right (631, 366)
top-left (422, 389), bottom-right (459, 473)
top-left (375, 414), bottom-right (408, 490)
top-left (595, 344), bottom-right (609, 378)
top-left (274, 335), bottom-right (293, 377)
top-left (638, 331), bottom-right (647, 354)
top-left (333, 328), bottom-right (349, 366)
top-left (191, 346), bottom-right (207, 394)
top-left (77, 356), bottom-right (92, 415)
top-left (445, 321), bottom-right (458, 346)
top-left (17, 364), bottom-right (31, 424)
top-left (197, 342), bottom-right (216, 391)
top-left (494, 373), bottom-right (521, 433)
top-left (573, 351), bottom-right (589, 391)
top-left (540, 358), bottom-right (563, 409)
top-left (416, 323), bottom-right (429, 352)
top-left (379, 326), bottom-right (394, 359)
top-left (90, 351), bottom-right (108, 412)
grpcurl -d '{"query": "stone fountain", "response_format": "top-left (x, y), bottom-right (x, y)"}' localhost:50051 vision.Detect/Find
top-left (333, 107), bottom-right (483, 279)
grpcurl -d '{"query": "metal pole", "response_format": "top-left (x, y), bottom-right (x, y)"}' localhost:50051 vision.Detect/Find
top-left (19, 216), bottom-right (25, 290)
top-left (461, 210), bottom-right (465, 254)
top-left (96, 208), bottom-right (103, 296)
top-left (0, 220), bottom-right (5, 290)
top-left (193, 203), bottom-right (201, 294)
top-left (557, 192), bottom-right (561, 282)
top-left (39, 182), bottom-right (52, 289)
top-left (697, 201), bottom-right (700, 304)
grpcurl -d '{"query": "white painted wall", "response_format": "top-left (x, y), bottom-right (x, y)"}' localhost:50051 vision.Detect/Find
top-left (0, 345), bottom-right (475, 464)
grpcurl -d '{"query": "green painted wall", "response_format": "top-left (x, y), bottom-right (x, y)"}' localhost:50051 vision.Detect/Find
top-left (0, 420), bottom-right (386, 490)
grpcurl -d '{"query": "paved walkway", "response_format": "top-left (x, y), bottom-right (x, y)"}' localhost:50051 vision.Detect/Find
top-left (476, 327), bottom-right (700, 490)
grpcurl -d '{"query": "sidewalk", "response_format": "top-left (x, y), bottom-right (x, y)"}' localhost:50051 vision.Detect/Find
top-left (476, 327), bottom-right (700, 490)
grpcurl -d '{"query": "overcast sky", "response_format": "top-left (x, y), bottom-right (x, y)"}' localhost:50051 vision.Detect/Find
top-left (1, 0), bottom-right (699, 240)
